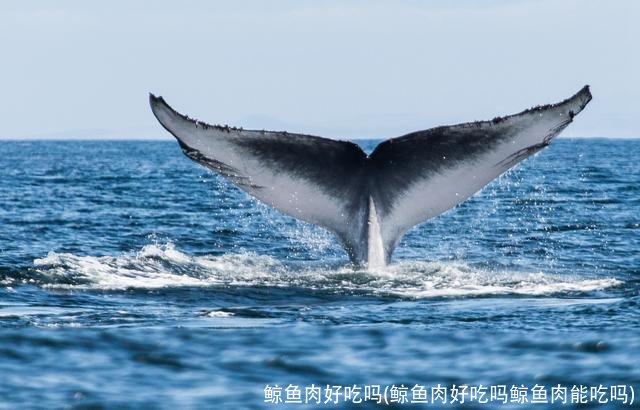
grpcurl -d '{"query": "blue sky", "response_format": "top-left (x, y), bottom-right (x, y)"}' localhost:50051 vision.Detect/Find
top-left (1, 1), bottom-right (638, 139)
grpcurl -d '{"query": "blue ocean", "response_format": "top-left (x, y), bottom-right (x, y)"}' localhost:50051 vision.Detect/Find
top-left (0, 139), bottom-right (638, 408)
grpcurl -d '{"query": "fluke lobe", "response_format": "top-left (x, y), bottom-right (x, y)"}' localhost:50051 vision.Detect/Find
top-left (149, 86), bottom-right (592, 269)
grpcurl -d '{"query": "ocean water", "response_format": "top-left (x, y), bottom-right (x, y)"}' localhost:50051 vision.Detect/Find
top-left (0, 139), bottom-right (638, 408)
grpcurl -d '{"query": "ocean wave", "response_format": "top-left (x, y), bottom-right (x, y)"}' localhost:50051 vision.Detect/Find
top-left (24, 243), bottom-right (622, 298)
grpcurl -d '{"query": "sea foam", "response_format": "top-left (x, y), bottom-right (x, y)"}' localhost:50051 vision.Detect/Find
top-left (30, 243), bottom-right (622, 298)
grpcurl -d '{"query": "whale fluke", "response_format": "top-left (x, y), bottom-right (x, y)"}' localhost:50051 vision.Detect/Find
top-left (150, 86), bottom-right (592, 268)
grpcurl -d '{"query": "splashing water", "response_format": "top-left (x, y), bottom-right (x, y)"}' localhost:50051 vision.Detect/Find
top-left (28, 243), bottom-right (622, 298)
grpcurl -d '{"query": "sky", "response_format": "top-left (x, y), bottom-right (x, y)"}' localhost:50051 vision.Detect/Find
top-left (0, 0), bottom-right (638, 140)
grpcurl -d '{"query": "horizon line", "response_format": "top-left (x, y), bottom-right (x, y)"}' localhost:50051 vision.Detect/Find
top-left (1, 136), bottom-right (638, 142)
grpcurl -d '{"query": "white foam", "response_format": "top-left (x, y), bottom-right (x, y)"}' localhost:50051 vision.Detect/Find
top-left (364, 262), bottom-right (623, 298)
top-left (204, 310), bottom-right (234, 318)
top-left (31, 243), bottom-right (623, 298)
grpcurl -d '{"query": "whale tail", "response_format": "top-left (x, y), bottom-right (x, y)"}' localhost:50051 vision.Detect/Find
top-left (150, 86), bottom-right (592, 268)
